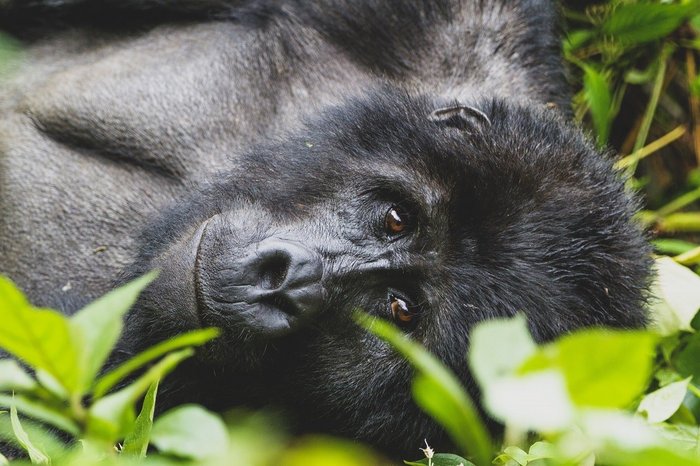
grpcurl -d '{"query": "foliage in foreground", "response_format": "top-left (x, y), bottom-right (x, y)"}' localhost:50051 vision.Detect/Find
top-left (2, 1), bottom-right (700, 465)
top-left (0, 255), bottom-right (700, 466)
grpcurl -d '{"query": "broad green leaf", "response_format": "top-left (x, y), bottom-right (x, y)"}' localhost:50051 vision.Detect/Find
top-left (0, 360), bottom-right (37, 392)
top-left (0, 394), bottom-right (80, 436)
top-left (93, 327), bottom-right (219, 398)
top-left (468, 314), bottom-right (536, 390)
top-left (10, 404), bottom-right (49, 465)
top-left (122, 380), bottom-right (158, 458)
top-left (357, 314), bottom-right (493, 466)
top-left (649, 257), bottom-right (700, 335)
top-left (0, 277), bottom-right (79, 393)
top-left (404, 453), bottom-right (475, 466)
top-left (150, 404), bottom-right (228, 460)
top-left (484, 370), bottom-right (575, 432)
top-left (71, 271), bottom-right (158, 394)
top-left (88, 348), bottom-right (193, 440)
top-left (638, 377), bottom-right (691, 423)
top-left (581, 64), bottom-right (613, 145)
top-left (520, 330), bottom-right (656, 409)
top-left (602, 3), bottom-right (698, 46)
top-left (0, 450), bottom-right (7, 465)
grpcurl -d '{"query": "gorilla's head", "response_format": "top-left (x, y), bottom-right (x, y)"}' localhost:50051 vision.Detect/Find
top-left (118, 88), bottom-right (650, 455)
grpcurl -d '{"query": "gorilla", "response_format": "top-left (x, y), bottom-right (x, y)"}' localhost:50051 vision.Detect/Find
top-left (0, 0), bottom-right (650, 457)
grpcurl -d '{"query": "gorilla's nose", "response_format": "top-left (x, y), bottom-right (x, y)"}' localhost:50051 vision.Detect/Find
top-left (245, 239), bottom-right (324, 314)
top-left (197, 234), bottom-right (325, 335)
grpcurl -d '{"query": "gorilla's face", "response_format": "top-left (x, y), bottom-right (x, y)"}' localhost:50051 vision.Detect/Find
top-left (120, 90), bottom-right (649, 454)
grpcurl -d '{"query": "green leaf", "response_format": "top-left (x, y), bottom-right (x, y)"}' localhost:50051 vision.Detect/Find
top-left (602, 3), bottom-right (698, 46)
top-left (10, 403), bottom-right (50, 465)
top-left (520, 329), bottom-right (656, 409)
top-left (649, 257), bottom-right (700, 336)
top-left (0, 394), bottom-right (80, 436)
top-left (675, 334), bottom-right (700, 384)
top-left (150, 404), bottom-right (228, 460)
top-left (638, 377), bottom-right (691, 423)
top-left (71, 272), bottom-right (158, 395)
top-left (356, 314), bottom-right (493, 466)
top-left (0, 450), bottom-right (7, 465)
top-left (468, 314), bottom-right (536, 390)
top-left (0, 277), bottom-right (79, 394)
top-left (404, 453), bottom-right (475, 466)
top-left (484, 370), bottom-right (575, 432)
top-left (88, 348), bottom-right (193, 441)
top-left (122, 380), bottom-right (158, 458)
top-left (0, 360), bottom-right (37, 393)
top-left (93, 327), bottom-right (219, 398)
top-left (581, 64), bottom-right (613, 145)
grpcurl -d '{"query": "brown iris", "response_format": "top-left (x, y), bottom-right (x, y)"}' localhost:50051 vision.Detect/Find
top-left (389, 295), bottom-right (416, 325)
top-left (384, 205), bottom-right (408, 235)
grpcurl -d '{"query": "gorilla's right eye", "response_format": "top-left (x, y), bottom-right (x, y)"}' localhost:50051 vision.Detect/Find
top-left (384, 205), bottom-right (412, 236)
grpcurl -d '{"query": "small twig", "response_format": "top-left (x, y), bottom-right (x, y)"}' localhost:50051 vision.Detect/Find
top-left (615, 125), bottom-right (686, 170)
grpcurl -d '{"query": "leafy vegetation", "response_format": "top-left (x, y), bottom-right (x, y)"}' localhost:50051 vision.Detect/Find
top-left (3, 0), bottom-right (700, 465)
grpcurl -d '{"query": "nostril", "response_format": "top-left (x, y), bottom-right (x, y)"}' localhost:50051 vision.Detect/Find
top-left (258, 252), bottom-right (291, 290)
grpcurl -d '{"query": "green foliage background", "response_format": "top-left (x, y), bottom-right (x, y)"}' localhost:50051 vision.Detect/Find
top-left (4, 1), bottom-right (700, 465)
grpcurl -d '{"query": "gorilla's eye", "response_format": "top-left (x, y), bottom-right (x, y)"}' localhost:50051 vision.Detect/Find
top-left (384, 205), bottom-right (411, 236)
top-left (388, 293), bottom-right (418, 329)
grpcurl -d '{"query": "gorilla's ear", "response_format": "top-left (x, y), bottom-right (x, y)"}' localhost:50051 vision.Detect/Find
top-left (428, 105), bottom-right (491, 132)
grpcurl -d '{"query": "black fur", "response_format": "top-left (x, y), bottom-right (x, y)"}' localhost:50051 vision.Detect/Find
top-left (0, 0), bottom-right (650, 457)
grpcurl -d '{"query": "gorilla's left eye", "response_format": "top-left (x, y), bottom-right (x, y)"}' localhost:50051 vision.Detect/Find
top-left (384, 205), bottom-right (412, 236)
top-left (388, 293), bottom-right (419, 329)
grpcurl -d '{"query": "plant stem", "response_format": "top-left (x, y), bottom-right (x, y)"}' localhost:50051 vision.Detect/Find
top-left (626, 43), bottom-right (676, 178)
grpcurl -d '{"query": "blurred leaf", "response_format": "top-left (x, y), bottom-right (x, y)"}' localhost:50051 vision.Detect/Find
top-left (150, 404), bottom-right (228, 460)
top-left (88, 348), bottom-right (192, 441)
top-left (71, 272), bottom-right (157, 395)
top-left (638, 377), bottom-right (691, 423)
top-left (468, 314), bottom-right (536, 390)
top-left (650, 257), bottom-right (700, 335)
top-left (0, 277), bottom-right (79, 394)
top-left (652, 238), bottom-right (699, 255)
top-left (0, 451), bottom-right (6, 465)
top-left (10, 404), bottom-right (49, 465)
top-left (122, 380), bottom-right (158, 458)
top-left (602, 2), bottom-right (697, 46)
top-left (405, 453), bottom-right (475, 466)
top-left (0, 394), bottom-right (79, 436)
top-left (520, 330), bottom-right (656, 409)
top-left (93, 327), bottom-right (219, 399)
top-left (281, 436), bottom-right (381, 466)
top-left (0, 360), bottom-right (37, 393)
top-left (564, 29), bottom-right (594, 55)
top-left (357, 314), bottom-right (493, 466)
top-left (493, 446), bottom-right (528, 465)
top-left (653, 423), bottom-right (700, 453)
top-left (35, 370), bottom-right (67, 401)
top-left (484, 370), bottom-right (575, 432)
top-left (676, 334), bottom-right (700, 383)
top-left (581, 64), bottom-right (613, 145)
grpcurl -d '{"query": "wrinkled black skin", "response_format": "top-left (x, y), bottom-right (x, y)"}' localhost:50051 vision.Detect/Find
top-left (1, 0), bottom-right (651, 458)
